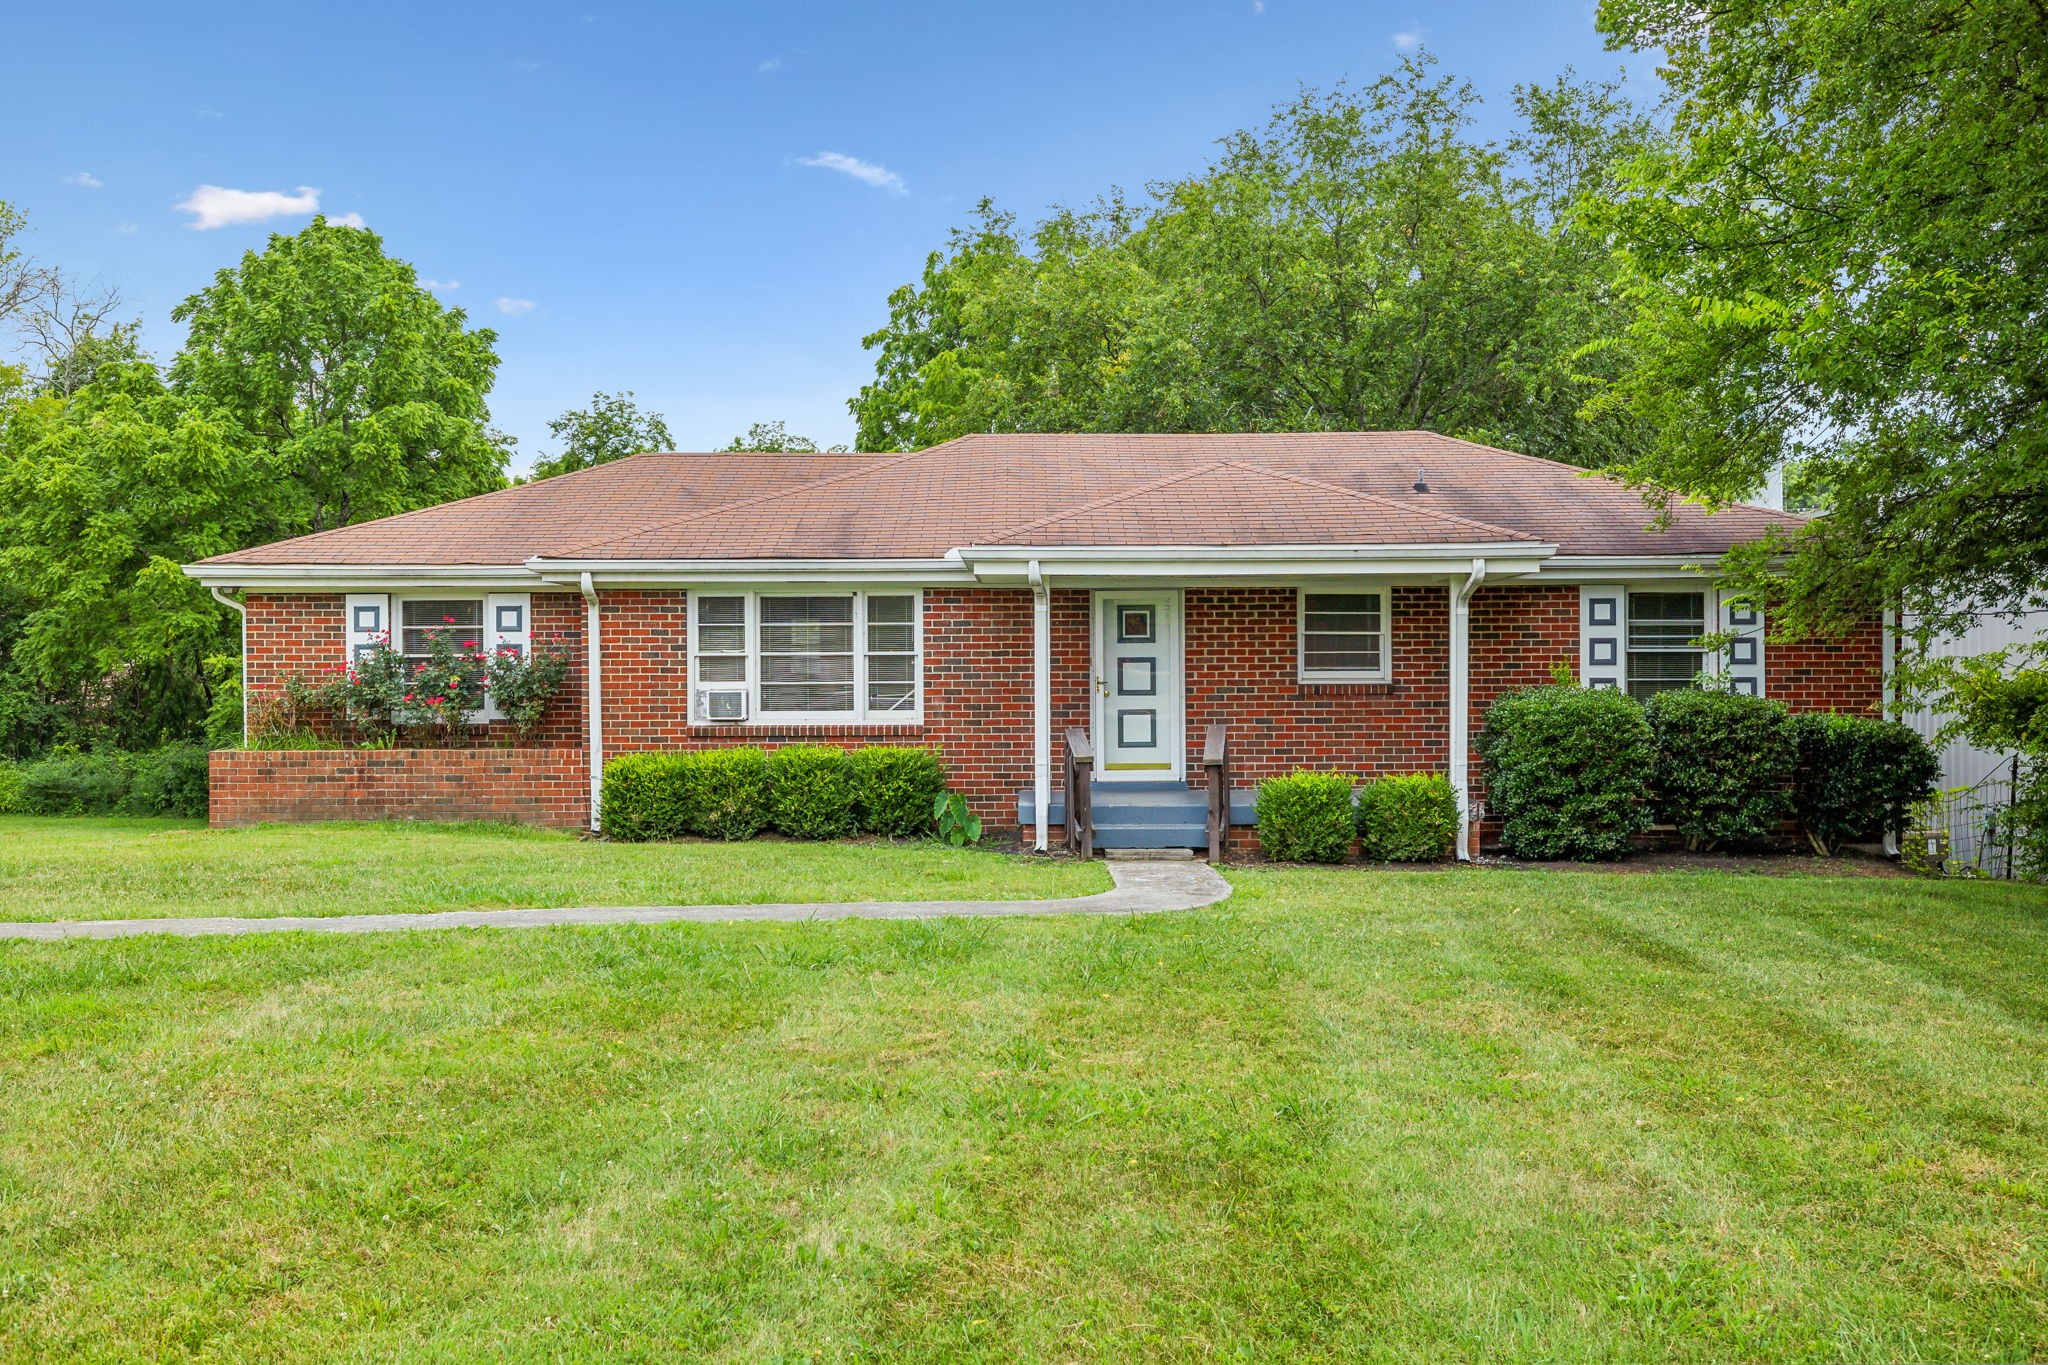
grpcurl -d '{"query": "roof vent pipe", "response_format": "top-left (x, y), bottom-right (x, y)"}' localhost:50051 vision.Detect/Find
top-left (1412, 467), bottom-right (1431, 494)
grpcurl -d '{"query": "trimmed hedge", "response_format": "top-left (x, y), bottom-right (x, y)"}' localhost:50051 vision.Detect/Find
top-left (681, 747), bottom-right (772, 841)
top-left (1479, 685), bottom-right (1655, 860)
top-left (1645, 687), bottom-right (1797, 852)
top-left (850, 745), bottom-right (946, 837)
top-left (1790, 713), bottom-right (1941, 854)
top-left (601, 745), bottom-right (950, 843)
top-left (766, 745), bottom-right (859, 840)
top-left (600, 752), bottom-right (693, 841)
top-left (1356, 772), bottom-right (1460, 862)
top-left (1254, 771), bottom-right (1356, 863)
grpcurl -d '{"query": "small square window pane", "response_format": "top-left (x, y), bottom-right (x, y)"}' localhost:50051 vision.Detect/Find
top-left (868, 595), bottom-right (913, 624)
top-left (760, 623), bottom-right (854, 654)
top-left (1305, 593), bottom-right (1375, 614)
top-left (868, 683), bottom-right (915, 711)
top-left (866, 654), bottom-right (914, 683)
top-left (1627, 650), bottom-right (1703, 681)
top-left (697, 596), bottom-right (745, 625)
top-left (866, 622), bottom-right (914, 653)
top-left (697, 655), bottom-right (746, 682)
top-left (697, 623), bottom-right (745, 654)
top-left (1306, 646), bottom-right (1380, 672)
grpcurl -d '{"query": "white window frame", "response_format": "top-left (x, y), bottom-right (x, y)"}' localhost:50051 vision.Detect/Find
top-left (1622, 588), bottom-right (1711, 702)
top-left (388, 593), bottom-right (520, 723)
top-left (688, 589), bottom-right (924, 725)
top-left (1296, 587), bottom-right (1391, 683)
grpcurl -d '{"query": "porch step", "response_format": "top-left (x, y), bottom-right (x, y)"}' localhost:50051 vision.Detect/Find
top-left (1017, 784), bottom-right (1257, 828)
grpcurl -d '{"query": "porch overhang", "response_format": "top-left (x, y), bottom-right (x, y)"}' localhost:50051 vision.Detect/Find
top-left (953, 542), bottom-right (1556, 583)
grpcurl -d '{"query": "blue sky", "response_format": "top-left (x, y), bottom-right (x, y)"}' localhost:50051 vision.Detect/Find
top-left (7, 1), bottom-right (1632, 472)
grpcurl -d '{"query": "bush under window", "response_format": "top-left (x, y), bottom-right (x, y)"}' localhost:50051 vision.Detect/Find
top-left (1254, 771), bottom-right (1356, 863)
top-left (600, 752), bottom-right (693, 842)
top-left (1479, 685), bottom-right (1655, 860)
top-left (1644, 686), bottom-right (1798, 852)
top-left (766, 745), bottom-right (859, 840)
top-left (850, 745), bottom-right (946, 837)
top-left (682, 747), bottom-right (772, 841)
top-left (1355, 772), bottom-right (1460, 862)
top-left (1790, 713), bottom-right (1941, 855)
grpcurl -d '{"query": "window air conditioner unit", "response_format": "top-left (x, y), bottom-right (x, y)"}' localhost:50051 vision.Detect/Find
top-left (699, 688), bottom-right (749, 722)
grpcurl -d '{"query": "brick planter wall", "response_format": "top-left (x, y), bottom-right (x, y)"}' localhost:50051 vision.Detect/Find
top-left (210, 748), bottom-right (589, 829)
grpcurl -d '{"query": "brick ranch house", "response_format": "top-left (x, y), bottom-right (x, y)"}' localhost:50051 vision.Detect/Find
top-left (184, 433), bottom-right (1884, 857)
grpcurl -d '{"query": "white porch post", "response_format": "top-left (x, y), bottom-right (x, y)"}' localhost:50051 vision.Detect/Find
top-left (581, 571), bottom-right (603, 834)
top-left (1449, 559), bottom-right (1487, 861)
top-left (1029, 560), bottom-right (1051, 852)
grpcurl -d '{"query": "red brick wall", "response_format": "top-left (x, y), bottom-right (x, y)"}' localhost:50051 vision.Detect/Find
top-left (228, 581), bottom-right (1885, 836)
top-left (1768, 618), bottom-right (1885, 715)
top-left (210, 748), bottom-right (588, 828)
top-left (242, 591), bottom-right (586, 747)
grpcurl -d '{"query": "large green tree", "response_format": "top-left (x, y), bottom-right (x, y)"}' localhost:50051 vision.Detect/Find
top-left (170, 217), bottom-right (510, 532)
top-left (530, 390), bottom-right (674, 480)
top-left (1591, 0), bottom-right (2048, 637)
top-left (720, 420), bottom-right (846, 454)
top-left (851, 59), bottom-right (1656, 468)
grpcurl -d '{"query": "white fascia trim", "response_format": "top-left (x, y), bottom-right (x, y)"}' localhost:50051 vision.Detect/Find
top-left (1539, 555), bottom-right (1724, 581)
top-left (959, 543), bottom-right (1555, 580)
top-left (528, 557), bottom-right (968, 588)
top-left (182, 563), bottom-right (542, 591)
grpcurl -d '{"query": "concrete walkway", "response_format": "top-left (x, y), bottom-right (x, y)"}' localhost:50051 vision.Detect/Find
top-left (0, 858), bottom-right (1233, 941)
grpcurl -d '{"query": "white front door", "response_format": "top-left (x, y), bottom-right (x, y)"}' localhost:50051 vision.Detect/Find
top-left (1094, 590), bottom-right (1183, 780)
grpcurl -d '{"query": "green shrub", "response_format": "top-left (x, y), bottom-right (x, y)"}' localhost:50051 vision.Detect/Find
top-left (246, 730), bottom-right (339, 751)
top-left (766, 744), bottom-right (858, 840)
top-left (1790, 713), bottom-right (1941, 855)
top-left (850, 746), bottom-right (946, 837)
top-left (17, 752), bottom-right (133, 816)
top-left (0, 764), bottom-right (23, 814)
top-left (1254, 771), bottom-right (1356, 863)
top-left (1355, 772), bottom-right (1460, 862)
top-left (1479, 685), bottom-right (1655, 860)
top-left (601, 751), bottom-right (693, 842)
top-left (684, 746), bottom-right (771, 840)
top-left (123, 744), bottom-right (211, 818)
top-left (1645, 687), bottom-right (1796, 851)
top-left (203, 655), bottom-right (244, 749)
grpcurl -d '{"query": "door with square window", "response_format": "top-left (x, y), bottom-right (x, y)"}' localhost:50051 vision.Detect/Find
top-left (1093, 591), bottom-right (1183, 780)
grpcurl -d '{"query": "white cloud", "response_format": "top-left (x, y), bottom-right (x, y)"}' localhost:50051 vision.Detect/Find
top-left (796, 151), bottom-right (907, 196)
top-left (495, 297), bottom-right (537, 315)
top-left (115, 223), bottom-right (138, 235)
top-left (1391, 27), bottom-right (1424, 51)
top-left (175, 184), bottom-right (320, 230)
top-left (329, 212), bottom-right (367, 228)
top-left (420, 278), bottom-right (461, 291)
top-left (65, 171), bottom-right (103, 188)
top-left (757, 57), bottom-right (783, 73)
top-left (1251, 0), bottom-right (1265, 13)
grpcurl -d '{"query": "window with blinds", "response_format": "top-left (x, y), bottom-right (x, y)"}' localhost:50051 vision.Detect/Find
top-left (1298, 590), bottom-right (1387, 681)
top-left (690, 591), bottom-right (921, 721)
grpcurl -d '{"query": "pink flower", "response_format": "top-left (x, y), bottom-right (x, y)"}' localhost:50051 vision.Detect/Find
top-left (462, 640), bottom-right (477, 649)
top-left (442, 615), bottom-right (455, 624)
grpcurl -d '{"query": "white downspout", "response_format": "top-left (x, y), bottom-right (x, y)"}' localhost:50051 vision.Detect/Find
top-left (1882, 603), bottom-right (1900, 856)
top-left (209, 585), bottom-right (249, 747)
top-left (1449, 558), bottom-right (1488, 861)
top-left (1028, 559), bottom-right (1051, 853)
top-left (580, 571), bottom-right (603, 834)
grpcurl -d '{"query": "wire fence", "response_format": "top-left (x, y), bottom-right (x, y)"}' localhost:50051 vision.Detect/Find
top-left (1905, 758), bottom-right (2022, 879)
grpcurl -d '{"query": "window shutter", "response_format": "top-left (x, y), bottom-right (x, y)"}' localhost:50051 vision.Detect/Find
top-left (345, 593), bottom-right (390, 662)
top-left (1717, 590), bottom-right (1766, 696)
top-left (483, 593), bottom-right (532, 721)
top-left (1579, 585), bottom-right (1624, 689)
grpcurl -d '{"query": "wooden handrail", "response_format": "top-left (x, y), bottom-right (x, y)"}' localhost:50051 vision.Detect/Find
top-left (1201, 723), bottom-right (1229, 864)
top-left (1064, 727), bottom-right (1094, 858)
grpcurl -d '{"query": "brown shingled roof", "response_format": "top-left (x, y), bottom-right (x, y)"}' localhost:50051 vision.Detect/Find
top-left (194, 432), bottom-right (1802, 568)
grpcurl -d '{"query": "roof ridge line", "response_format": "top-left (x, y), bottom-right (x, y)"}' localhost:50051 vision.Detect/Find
top-left (1223, 461), bottom-right (1538, 541)
top-left (1431, 434), bottom-right (1807, 522)
top-left (983, 463), bottom-right (1234, 544)
top-left (546, 443), bottom-right (948, 558)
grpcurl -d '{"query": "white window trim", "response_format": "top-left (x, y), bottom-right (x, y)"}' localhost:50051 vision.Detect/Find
top-left (388, 592), bottom-right (518, 724)
top-left (1296, 586), bottom-right (1392, 684)
top-left (688, 589), bottom-right (925, 725)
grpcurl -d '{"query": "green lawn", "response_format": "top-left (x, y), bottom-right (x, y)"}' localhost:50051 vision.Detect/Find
top-left (0, 817), bottom-right (1107, 921)
top-left (1, 829), bottom-right (2045, 1360)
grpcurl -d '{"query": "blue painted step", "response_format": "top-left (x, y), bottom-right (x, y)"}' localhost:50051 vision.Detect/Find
top-left (1016, 782), bottom-right (1258, 830)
